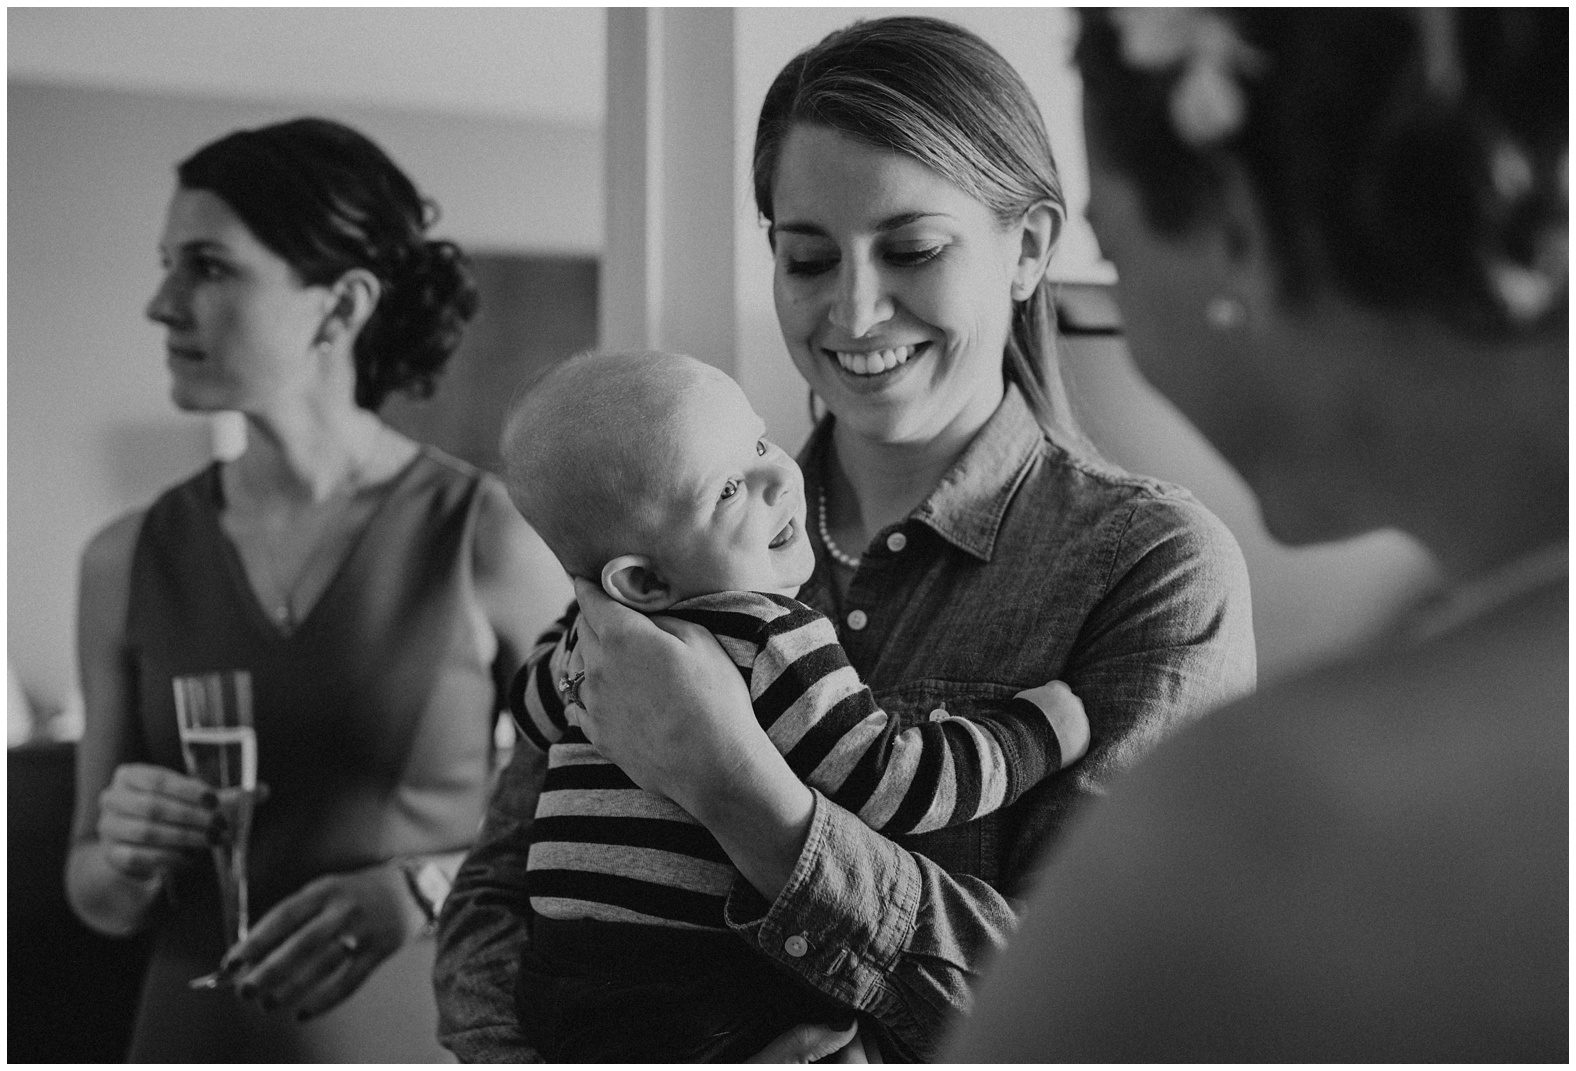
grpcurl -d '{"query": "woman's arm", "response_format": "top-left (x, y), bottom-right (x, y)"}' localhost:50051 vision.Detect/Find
top-left (469, 477), bottom-right (575, 691)
top-left (67, 510), bottom-right (216, 936)
top-left (429, 485), bottom-right (571, 1061)
top-left (569, 494), bottom-right (1255, 1059)
top-left (433, 726), bottom-right (551, 1061)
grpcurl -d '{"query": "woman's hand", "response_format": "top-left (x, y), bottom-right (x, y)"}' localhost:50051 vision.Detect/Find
top-left (94, 762), bottom-right (217, 885)
top-left (747, 1021), bottom-right (874, 1062)
top-left (569, 578), bottom-right (817, 900)
top-left (567, 578), bottom-right (764, 813)
top-left (224, 861), bottom-right (418, 1021)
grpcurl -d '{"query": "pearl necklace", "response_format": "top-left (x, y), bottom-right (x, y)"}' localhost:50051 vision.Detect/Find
top-left (816, 484), bottom-right (862, 570)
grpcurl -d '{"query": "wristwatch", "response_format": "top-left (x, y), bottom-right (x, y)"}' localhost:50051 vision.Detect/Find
top-left (398, 858), bottom-right (450, 935)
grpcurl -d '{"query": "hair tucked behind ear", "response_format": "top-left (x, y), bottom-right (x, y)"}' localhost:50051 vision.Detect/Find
top-left (1077, 9), bottom-right (1568, 340)
top-left (177, 117), bottom-right (480, 409)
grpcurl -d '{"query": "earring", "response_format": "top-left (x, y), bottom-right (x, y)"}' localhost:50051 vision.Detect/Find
top-left (1204, 296), bottom-right (1246, 331)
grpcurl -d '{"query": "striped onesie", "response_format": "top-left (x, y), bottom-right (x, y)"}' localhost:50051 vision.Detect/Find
top-left (511, 590), bottom-right (1088, 931)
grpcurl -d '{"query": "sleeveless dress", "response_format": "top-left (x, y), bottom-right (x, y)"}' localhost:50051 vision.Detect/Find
top-left (124, 447), bottom-right (504, 1061)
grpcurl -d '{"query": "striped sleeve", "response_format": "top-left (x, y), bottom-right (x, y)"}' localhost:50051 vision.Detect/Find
top-left (672, 591), bottom-right (1091, 836)
top-left (507, 603), bottom-right (580, 753)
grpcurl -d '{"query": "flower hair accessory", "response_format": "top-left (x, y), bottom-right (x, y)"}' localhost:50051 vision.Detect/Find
top-left (1108, 8), bottom-right (1266, 149)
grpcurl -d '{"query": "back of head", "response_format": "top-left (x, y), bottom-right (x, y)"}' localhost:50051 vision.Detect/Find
top-left (177, 117), bottom-right (480, 409)
top-left (1076, 9), bottom-right (1568, 341)
top-left (753, 15), bottom-right (1081, 438)
top-left (500, 350), bottom-right (712, 579)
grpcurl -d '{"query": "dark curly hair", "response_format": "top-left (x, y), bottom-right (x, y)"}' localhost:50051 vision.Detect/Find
top-left (1076, 9), bottom-right (1567, 340)
top-left (753, 16), bottom-right (1083, 441)
top-left (177, 117), bottom-right (480, 409)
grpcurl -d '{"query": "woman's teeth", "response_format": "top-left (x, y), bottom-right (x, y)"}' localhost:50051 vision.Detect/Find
top-left (769, 519), bottom-right (795, 549)
top-left (832, 344), bottom-right (916, 376)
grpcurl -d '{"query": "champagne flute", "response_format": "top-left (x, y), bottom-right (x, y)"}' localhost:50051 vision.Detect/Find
top-left (172, 671), bottom-right (257, 990)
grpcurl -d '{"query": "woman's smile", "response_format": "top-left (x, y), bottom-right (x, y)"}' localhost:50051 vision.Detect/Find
top-left (771, 125), bottom-right (1021, 445)
top-left (824, 341), bottom-right (929, 381)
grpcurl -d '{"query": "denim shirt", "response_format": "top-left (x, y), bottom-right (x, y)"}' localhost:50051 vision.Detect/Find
top-left (434, 385), bottom-right (1256, 1062)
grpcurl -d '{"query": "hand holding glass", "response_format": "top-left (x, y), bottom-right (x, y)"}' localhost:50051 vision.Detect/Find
top-left (172, 671), bottom-right (257, 990)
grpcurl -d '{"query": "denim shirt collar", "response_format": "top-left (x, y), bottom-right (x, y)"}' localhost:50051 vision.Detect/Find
top-left (797, 384), bottom-right (1044, 563)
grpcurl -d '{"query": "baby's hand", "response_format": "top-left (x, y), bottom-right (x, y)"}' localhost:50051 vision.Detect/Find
top-left (1015, 680), bottom-right (1090, 768)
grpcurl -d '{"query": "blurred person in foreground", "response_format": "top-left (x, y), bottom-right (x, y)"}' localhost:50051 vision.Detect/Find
top-left (950, 8), bottom-right (1567, 1061)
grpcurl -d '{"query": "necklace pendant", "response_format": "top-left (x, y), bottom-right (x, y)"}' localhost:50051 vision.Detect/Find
top-left (275, 603), bottom-right (293, 626)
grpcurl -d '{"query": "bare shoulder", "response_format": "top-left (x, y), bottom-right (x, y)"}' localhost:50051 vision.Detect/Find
top-left (469, 474), bottom-right (573, 644)
top-left (79, 509), bottom-right (147, 609)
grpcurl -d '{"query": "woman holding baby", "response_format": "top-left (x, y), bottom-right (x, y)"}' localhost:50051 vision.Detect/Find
top-left (436, 16), bottom-right (1255, 1061)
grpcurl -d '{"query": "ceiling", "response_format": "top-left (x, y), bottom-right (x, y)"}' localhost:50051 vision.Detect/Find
top-left (7, 7), bottom-right (606, 125)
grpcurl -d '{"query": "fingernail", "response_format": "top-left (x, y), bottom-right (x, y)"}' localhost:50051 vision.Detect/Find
top-left (202, 791), bottom-right (219, 809)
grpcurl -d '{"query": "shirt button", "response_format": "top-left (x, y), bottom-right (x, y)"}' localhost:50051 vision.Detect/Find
top-left (784, 934), bottom-right (809, 958)
top-left (929, 707), bottom-right (947, 722)
top-left (886, 532), bottom-right (907, 552)
top-left (846, 610), bottom-right (868, 631)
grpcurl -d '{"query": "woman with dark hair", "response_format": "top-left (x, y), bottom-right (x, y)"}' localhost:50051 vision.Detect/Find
top-left (436, 17), bottom-right (1255, 1061)
top-left (67, 117), bottom-right (570, 1060)
top-left (951, 8), bottom-right (1566, 1061)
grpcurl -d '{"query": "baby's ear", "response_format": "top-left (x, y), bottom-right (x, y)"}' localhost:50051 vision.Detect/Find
top-left (602, 555), bottom-right (677, 612)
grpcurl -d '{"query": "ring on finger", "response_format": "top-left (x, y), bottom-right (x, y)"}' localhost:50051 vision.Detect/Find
top-left (558, 670), bottom-right (586, 709)
top-left (338, 933), bottom-right (360, 956)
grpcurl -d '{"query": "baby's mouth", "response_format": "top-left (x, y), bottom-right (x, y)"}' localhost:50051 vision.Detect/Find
top-left (769, 518), bottom-right (797, 550)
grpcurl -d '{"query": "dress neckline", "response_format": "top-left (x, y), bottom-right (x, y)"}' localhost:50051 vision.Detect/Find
top-left (205, 445), bottom-right (430, 641)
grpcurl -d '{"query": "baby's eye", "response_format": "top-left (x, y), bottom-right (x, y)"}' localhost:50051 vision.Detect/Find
top-left (755, 440), bottom-right (767, 457)
top-left (720, 479), bottom-right (740, 500)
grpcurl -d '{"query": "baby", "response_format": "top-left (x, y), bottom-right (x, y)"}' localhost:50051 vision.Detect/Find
top-left (499, 350), bottom-right (1090, 1061)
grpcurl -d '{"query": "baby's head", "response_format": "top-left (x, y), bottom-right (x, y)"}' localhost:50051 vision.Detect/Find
top-left (502, 350), bottom-right (814, 610)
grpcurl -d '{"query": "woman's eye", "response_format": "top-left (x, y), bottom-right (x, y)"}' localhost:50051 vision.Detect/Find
top-left (886, 245), bottom-right (944, 268)
top-left (190, 256), bottom-right (228, 280)
top-left (720, 479), bottom-right (740, 500)
top-left (783, 255), bottom-right (836, 277)
top-left (755, 440), bottom-right (767, 457)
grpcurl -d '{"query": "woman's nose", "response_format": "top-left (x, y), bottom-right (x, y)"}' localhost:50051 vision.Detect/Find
top-left (828, 261), bottom-right (893, 338)
top-left (145, 271), bottom-right (186, 327)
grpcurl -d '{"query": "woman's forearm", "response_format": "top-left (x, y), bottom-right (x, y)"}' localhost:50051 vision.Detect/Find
top-left (724, 791), bottom-right (1019, 1061)
top-left (683, 732), bottom-right (817, 902)
top-left (66, 841), bottom-right (166, 937)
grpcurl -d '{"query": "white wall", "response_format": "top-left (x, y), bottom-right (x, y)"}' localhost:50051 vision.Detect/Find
top-left (7, 81), bottom-right (602, 713)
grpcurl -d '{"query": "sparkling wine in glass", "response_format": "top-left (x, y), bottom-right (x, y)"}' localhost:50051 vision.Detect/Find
top-left (172, 671), bottom-right (257, 989)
